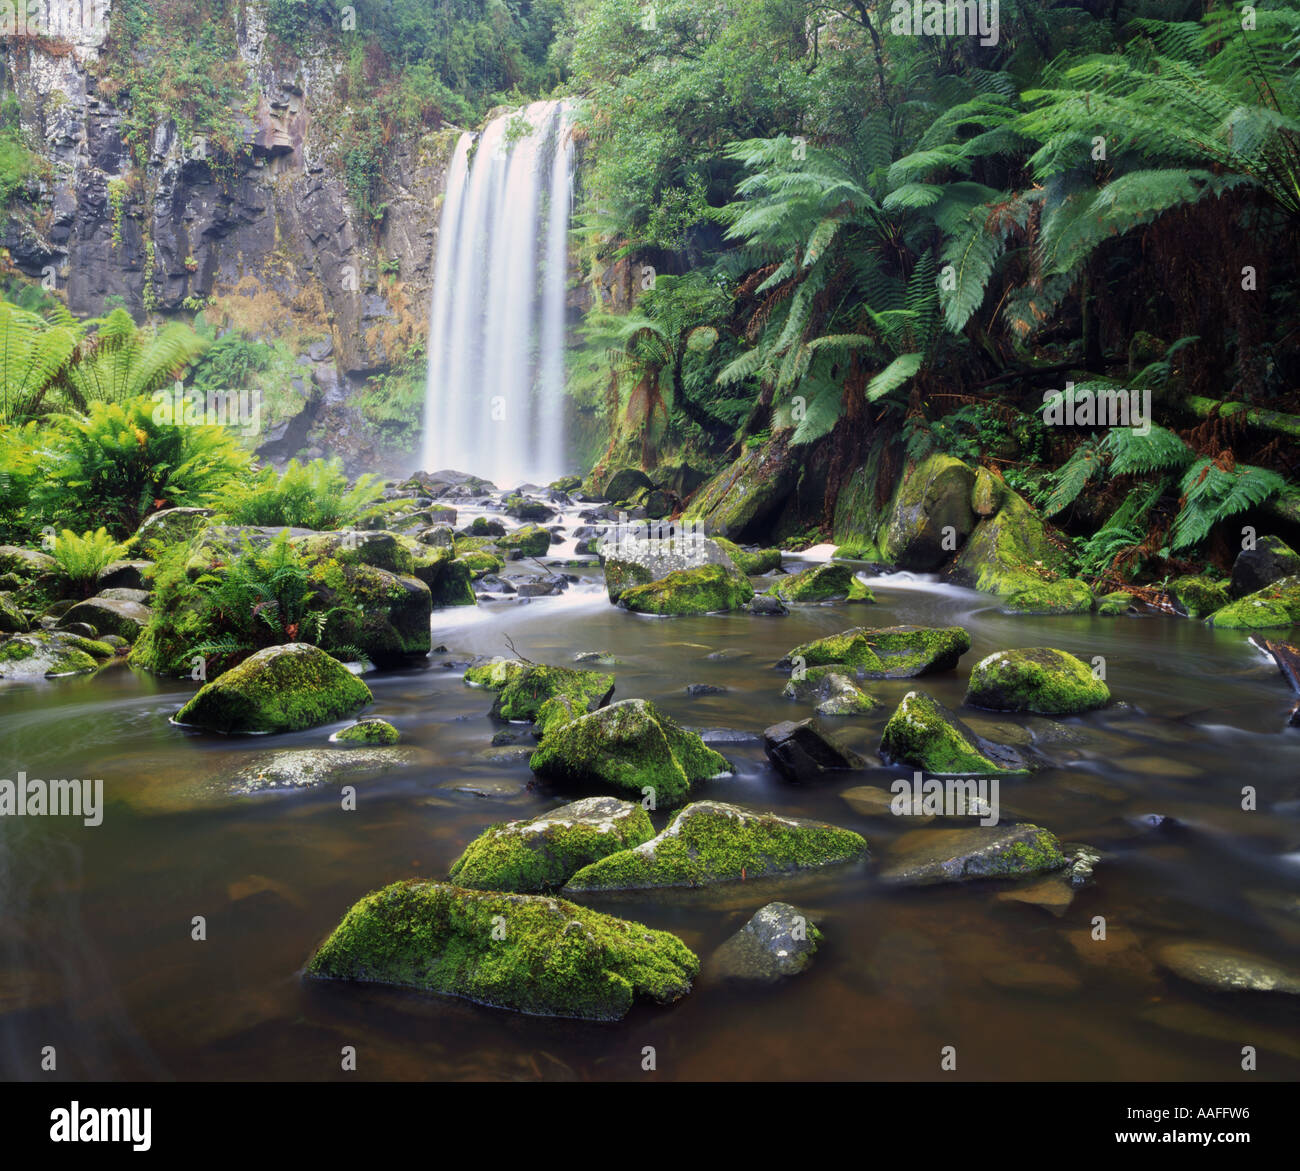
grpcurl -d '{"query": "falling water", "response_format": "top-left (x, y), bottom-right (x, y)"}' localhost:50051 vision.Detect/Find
top-left (420, 99), bottom-right (577, 486)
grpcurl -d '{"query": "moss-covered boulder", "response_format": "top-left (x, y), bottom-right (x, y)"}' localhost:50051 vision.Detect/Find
top-left (880, 690), bottom-right (1029, 775)
top-left (306, 880), bottom-right (698, 1021)
top-left (174, 642), bottom-right (371, 734)
top-left (488, 662), bottom-right (614, 723)
top-left (0, 593), bottom-right (29, 633)
top-left (965, 648), bottom-right (1110, 715)
top-left (458, 550), bottom-right (505, 579)
top-left (619, 563), bottom-right (754, 615)
top-left (1208, 576), bottom-right (1300, 630)
top-left (878, 823), bottom-right (1066, 886)
top-left (498, 524), bottom-right (552, 558)
top-left (529, 698), bottom-right (726, 807)
top-left (57, 596), bottom-right (151, 643)
top-left (564, 800), bottom-right (868, 891)
top-left (600, 467), bottom-right (654, 502)
top-left (846, 577), bottom-right (875, 603)
top-left (1095, 591), bottom-right (1133, 616)
top-left (713, 536), bottom-right (782, 575)
top-left (782, 668), bottom-right (880, 716)
top-left (1003, 577), bottom-right (1094, 616)
top-left (1229, 535), bottom-right (1300, 598)
top-left (878, 454), bottom-right (976, 570)
top-left (680, 432), bottom-right (799, 541)
top-left (0, 545), bottom-right (57, 579)
top-left (946, 489), bottom-right (1065, 596)
top-left (765, 562), bottom-right (856, 603)
top-left (1167, 575), bottom-right (1230, 619)
top-left (0, 631), bottom-right (100, 678)
top-left (971, 466), bottom-right (1003, 516)
top-left (332, 718), bottom-right (401, 745)
top-left (601, 532), bottom-right (736, 602)
top-left (448, 797), bottom-right (655, 892)
top-left (777, 625), bottom-right (970, 678)
top-left (830, 435), bottom-right (890, 558)
top-left (309, 564), bottom-right (432, 663)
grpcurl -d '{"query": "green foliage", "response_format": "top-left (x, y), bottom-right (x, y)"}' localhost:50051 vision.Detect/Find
top-left (0, 96), bottom-right (42, 206)
top-left (50, 528), bottom-right (131, 594)
top-left (1169, 459), bottom-right (1286, 551)
top-left (219, 458), bottom-right (387, 530)
top-left (31, 396), bottom-right (251, 538)
top-left (0, 300), bottom-right (81, 423)
top-left (65, 309), bottom-right (209, 408)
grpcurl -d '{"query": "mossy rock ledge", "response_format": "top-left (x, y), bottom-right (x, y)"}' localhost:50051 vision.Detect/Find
top-left (0, 631), bottom-right (102, 678)
top-left (965, 648), bottom-right (1110, 715)
top-left (529, 698), bottom-right (727, 807)
top-left (1002, 577), bottom-right (1094, 616)
top-left (174, 642), bottom-right (372, 734)
top-left (306, 880), bottom-right (698, 1021)
top-left (448, 797), bottom-right (655, 892)
top-left (765, 562), bottom-right (858, 603)
top-left (878, 823), bottom-right (1067, 886)
top-left (564, 800), bottom-right (869, 891)
top-left (777, 625), bottom-right (970, 678)
top-left (880, 690), bottom-right (1029, 775)
top-left (1207, 575), bottom-right (1300, 631)
top-left (619, 563), bottom-right (755, 615)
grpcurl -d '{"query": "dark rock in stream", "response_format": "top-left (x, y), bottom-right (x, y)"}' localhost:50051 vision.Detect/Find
top-left (686, 683), bottom-right (728, 697)
top-left (708, 902), bottom-right (821, 983)
top-left (878, 823), bottom-right (1067, 886)
top-left (763, 718), bottom-right (866, 782)
top-left (1229, 535), bottom-right (1300, 598)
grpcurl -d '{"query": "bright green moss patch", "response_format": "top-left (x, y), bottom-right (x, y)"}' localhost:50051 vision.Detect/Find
top-left (498, 524), bottom-right (551, 557)
top-left (965, 648), bottom-right (1110, 715)
top-left (175, 642), bottom-right (371, 734)
top-left (1003, 577), bottom-right (1094, 616)
top-left (619, 563), bottom-right (755, 615)
top-left (306, 880), bottom-right (698, 1020)
top-left (333, 718), bottom-right (401, 745)
top-left (529, 698), bottom-right (726, 807)
top-left (564, 800), bottom-right (868, 891)
top-left (489, 663), bottom-right (614, 722)
top-left (714, 537), bottom-right (782, 575)
top-left (1208, 576), bottom-right (1300, 630)
top-left (448, 797), bottom-right (655, 892)
top-left (880, 689), bottom-right (1028, 775)
top-left (464, 657), bottom-right (528, 689)
top-left (778, 625), bottom-right (969, 677)
top-left (778, 630), bottom-right (884, 672)
top-left (1167, 575), bottom-right (1229, 619)
top-left (766, 562), bottom-right (854, 602)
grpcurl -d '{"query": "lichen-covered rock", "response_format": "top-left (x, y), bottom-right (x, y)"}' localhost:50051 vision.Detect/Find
top-left (879, 823), bottom-right (1067, 886)
top-left (763, 717), bottom-right (867, 782)
top-left (58, 596), bottom-right (152, 643)
top-left (464, 656), bottom-right (528, 690)
top-left (830, 435), bottom-right (890, 558)
top-left (713, 536), bottom-right (782, 575)
top-left (782, 668), bottom-right (880, 716)
top-left (174, 642), bottom-right (372, 734)
top-left (332, 718), bottom-right (401, 745)
top-left (880, 690), bottom-right (1029, 774)
top-left (0, 631), bottom-right (100, 678)
top-left (679, 432), bottom-right (799, 541)
top-left (306, 880), bottom-right (698, 1020)
top-left (309, 564), bottom-right (433, 663)
top-left (529, 699), bottom-right (726, 807)
top-left (1208, 576), bottom-right (1300, 630)
top-left (709, 902), bottom-right (821, 983)
top-left (965, 648), bottom-right (1110, 715)
top-left (601, 531), bottom-right (736, 602)
top-left (0, 545), bottom-right (57, 579)
top-left (777, 625), bottom-right (970, 678)
top-left (878, 454), bottom-right (976, 570)
top-left (946, 489), bottom-right (1065, 596)
top-left (1167, 575), bottom-right (1229, 619)
top-left (487, 663), bottom-right (615, 723)
top-left (1003, 577), bottom-right (1094, 616)
top-left (448, 797), bottom-right (655, 892)
top-left (564, 801), bottom-right (868, 891)
top-left (765, 562), bottom-right (856, 603)
top-left (619, 563), bottom-right (755, 615)
top-left (1229, 535), bottom-right (1300, 599)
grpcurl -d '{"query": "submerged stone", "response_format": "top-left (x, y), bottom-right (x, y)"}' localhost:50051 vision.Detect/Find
top-left (529, 698), bottom-right (727, 807)
top-left (709, 902), bottom-right (821, 983)
top-left (965, 648), bottom-right (1110, 715)
top-left (448, 797), bottom-right (655, 892)
top-left (782, 668), bottom-right (879, 716)
top-left (225, 746), bottom-right (421, 793)
top-left (878, 823), bottom-right (1066, 885)
top-left (880, 690), bottom-right (1029, 775)
top-left (564, 800), bottom-right (868, 891)
top-left (175, 642), bottom-right (372, 734)
top-left (306, 880), bottom-right (698, 1020)
top-left (1155, 941), bottom-right (1300, 995)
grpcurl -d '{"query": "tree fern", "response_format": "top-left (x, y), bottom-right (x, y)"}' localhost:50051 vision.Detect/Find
top-left (1170, 459), bottom-right (1285, 551)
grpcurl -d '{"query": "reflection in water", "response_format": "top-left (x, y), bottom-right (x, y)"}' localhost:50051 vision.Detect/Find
top-left (1, 519), bottom-right (1298, 1080)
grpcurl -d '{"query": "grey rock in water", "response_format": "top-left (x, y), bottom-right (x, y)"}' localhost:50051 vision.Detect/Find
top-left (709, 902), bottom-right (822, 983)
top-left (763, 718), bottom-right (865, 782)
top-left (1155, 941), bottom-right (1300, 995)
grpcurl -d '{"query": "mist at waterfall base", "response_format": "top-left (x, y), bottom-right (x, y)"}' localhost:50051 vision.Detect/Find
top-left (420, 100), bottom-right (576, 488)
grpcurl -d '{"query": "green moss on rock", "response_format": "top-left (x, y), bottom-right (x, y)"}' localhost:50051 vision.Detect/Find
top-left (713, 536), bottom-right (782, 575)
top-left (0, 631), bottom-right (99, 677)
top-left (1003, 577), bottom-right (1094, 616)
top-left (306, 880), bottom-right (698, 1020)
top-left (878, 823), bottom-right (1066, 885)
top-left (965, 648), bottom-right (1110, 715)
top-left (564, 800), bottom-right (868, 891)
top-left (498, 524), bottom-right (552, 557)
top-left (880, 689), bottom-right (1028, 775)
top-left (333, 718), bottom-right (401, 745)
top-left (490, 663), bottom-right (614, 723)
top-left (174, 642), bottom-right (372, 734)
top-left (1167, 575), bottom-right (1229, 619)
top-left (778, 625), bottom-right (970, 678)
top-left (766, 562), bottom-right (855, 602)
top-left (878, 453), bottom-right (976, 570)
top-left (529, 698), bottom-right (726, 807)
top-left (1208, 575), bottom-right (1300, 630)
top-left (947, 489), bottom-right (1066, 596)
top-left (619, 563), bottom-right (754, 615)
top-left (448, 797), bottom-right (655, 892)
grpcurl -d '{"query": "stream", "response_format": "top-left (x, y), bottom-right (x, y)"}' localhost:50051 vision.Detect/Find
top-left (2, 499), bottom-right (1299, 1081)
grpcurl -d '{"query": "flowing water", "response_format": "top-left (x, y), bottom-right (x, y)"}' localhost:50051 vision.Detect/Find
top-left (420, 101), bottom-right (577, 485)
top-left (2, 501), bottom-right (1299, 1081)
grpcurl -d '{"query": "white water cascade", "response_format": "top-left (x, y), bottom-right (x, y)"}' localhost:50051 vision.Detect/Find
top-left (420, 99), bottom-right (577, 486)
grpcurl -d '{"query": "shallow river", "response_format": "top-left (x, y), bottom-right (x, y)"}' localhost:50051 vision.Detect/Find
top-left (2, 514), bottom-right (1299, 1081)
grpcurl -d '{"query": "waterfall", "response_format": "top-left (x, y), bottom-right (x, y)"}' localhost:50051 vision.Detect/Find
top-left (420, 99), bottom-right (577, 486)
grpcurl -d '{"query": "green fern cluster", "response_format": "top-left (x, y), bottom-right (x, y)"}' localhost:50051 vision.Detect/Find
top-left (51, 528), bottom-right (131, 595)
top-left (219, 458), bottom-right (388, 531)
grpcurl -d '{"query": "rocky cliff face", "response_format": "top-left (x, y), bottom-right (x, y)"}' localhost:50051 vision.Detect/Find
top-left (0, 3), bottom-right (459, 472)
